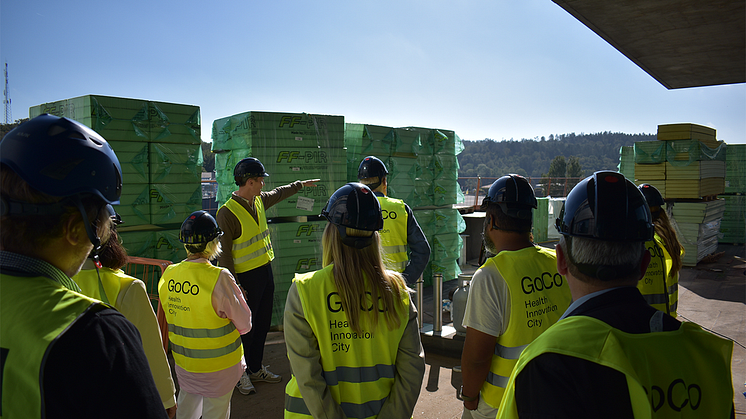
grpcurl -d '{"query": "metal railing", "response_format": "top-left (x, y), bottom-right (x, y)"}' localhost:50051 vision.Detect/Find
top-left (458, 176), bottom-right (583, 210)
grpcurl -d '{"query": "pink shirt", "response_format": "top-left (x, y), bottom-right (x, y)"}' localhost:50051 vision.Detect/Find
top-left (174, 258), bottom-right (252, 397)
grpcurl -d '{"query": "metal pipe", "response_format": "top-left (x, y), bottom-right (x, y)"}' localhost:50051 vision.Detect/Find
top-left (433, 273), bottom-right (443, 334)
top-left (415, 275), bottom-right (424, 330)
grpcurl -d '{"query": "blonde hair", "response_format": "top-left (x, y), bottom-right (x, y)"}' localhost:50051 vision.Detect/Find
top-left (322, 223), bottom-right (410, 335)
top-left (185, 239), bottom-right (223, 262)
top-left (654, 207), bottom-right (683, 274)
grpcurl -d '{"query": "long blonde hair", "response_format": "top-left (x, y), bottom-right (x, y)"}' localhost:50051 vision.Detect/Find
top-left (322, 223), bottom-right (410, 335)
top-left (655, 207), bottom-right (683, 274)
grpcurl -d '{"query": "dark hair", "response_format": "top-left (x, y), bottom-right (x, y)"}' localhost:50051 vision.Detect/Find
top-left (98, 229), bottom-right (129, 270)
top-left (485, 202), bottom-right (532, 233)
top-left (0, 164), bottom-right (106, 254)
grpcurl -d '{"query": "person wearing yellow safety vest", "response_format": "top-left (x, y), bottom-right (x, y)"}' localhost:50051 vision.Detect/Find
top-left (74, 210), bottom-right (177, 418)
top-left (357, 156), bottom-right (430, 283)
top-left (216, 157), bottom-right (319, 395)
top-left (159, 210), bottom-right (252, 419)
top-left (458, 175), bottom-right (572, 419)
top-left (0, 115), bottom-right (167, 419)
top-left (498, 171), bottom-right (734, 418)
top-left (283, 183), bottom-right (425, 418)
top-left (638, 183), bottom-right (684, 317)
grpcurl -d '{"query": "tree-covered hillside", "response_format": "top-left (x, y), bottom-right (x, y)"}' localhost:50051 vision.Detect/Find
top-left (458, 132), bottom-right (655, 179)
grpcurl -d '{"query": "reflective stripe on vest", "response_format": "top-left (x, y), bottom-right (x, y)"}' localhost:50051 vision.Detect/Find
top-left (74, 267), bottom-right (136, 308)
top-left (1, 274), bottom-right (99, 419)
top-left (284, 264), bottom-right (409, 418)
top-left (158, 262), bottom-right (243, 373)
top-left (377, 196), bottom-right (408, 272)
top-left (499, 316), bottom-right (735, 418)
top-left (223, 197), bottom-right (274, 273)
top-left (480, 246), bottom-right (572, 409)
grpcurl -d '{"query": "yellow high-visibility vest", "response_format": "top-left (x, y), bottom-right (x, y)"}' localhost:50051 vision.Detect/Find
top-left (222, 197), bottom-right (274, 273)
top-left (377, 196), bottom-right (408, 272)
top-left (480, 246), bottom-right (572, 408)
top-left (499, 316), bottom-right (734, 418)
top-left (159, 261), bottom-right (243, 373)
top-left (284, 264), bottom-right (410, 419)
top-left (74, 267), bottom-right (136, 306)
top-left (639, 234), bottom-right (679, 316)
top-left (1, 274), bottom-right (100, 418)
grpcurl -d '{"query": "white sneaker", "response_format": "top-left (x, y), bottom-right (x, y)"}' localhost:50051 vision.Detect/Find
top-left (249, 365), bottom-right (282, 383)
top-left (236, 371), bottom-right (256, 395)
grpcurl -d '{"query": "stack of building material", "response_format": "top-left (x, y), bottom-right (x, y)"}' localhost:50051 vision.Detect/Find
top-left (660, 123), bottom-right (726, 199)
top-left (629, 123), bottom-right (730, 266)
top-left (267, 220), bottom-right (324, 326)
top-left (345, 124), bottom-right (466, 287)
top-left (30, 95), bottom-right (203, 266)
top-left (670, 199), bottom-right (726, 266)
top-left (718, 144), bottom-right (745, 244)
top-left (211, 111), bottom-right (346, 218)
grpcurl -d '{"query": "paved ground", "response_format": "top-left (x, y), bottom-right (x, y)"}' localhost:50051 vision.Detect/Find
top-left (171, 243), bottom-right (744, 418)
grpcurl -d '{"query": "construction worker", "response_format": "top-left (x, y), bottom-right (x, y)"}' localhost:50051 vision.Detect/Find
top-left (283, 182), bottom-right (425, 418)
top-left (638, 183), bottom-right (683, 317)
top-left (498, 171), bottom-right (734, 418)
top-left (0, 114), bottom-right (167, 418)
top-left (74, 209), bottom-right (177, 418)
top-left (458, 174), bottom-right (572, 419)
top-left (357, 156), bottom-right (430, 283)
top-left (216, 157), bottom-right (319, 395)
top-left (159, 210), bottom-right (252, 419)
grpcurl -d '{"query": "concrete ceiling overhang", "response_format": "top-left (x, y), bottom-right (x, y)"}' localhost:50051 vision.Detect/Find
top-left (552, 0), bottom-right (746, 89)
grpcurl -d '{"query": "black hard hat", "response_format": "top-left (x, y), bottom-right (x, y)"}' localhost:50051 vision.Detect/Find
top-left (0, 114), bottom-right (122, 204)
top-left (321, 182), bottom-right (383, 248)
top-left (556, 171), bottom-right (653, 242)
top-left (234, 157), bottom-right (269, 185)
top-left (357, 156), bottom-right (388, 180)
top-left (638, 183), bottom-right (664, 208)
top-left (180, 210), bottom-right (223, 244)
top-left (481, 174), bottom-right (537, 219)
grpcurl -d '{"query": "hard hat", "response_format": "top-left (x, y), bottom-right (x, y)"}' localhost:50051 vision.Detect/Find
top-left (321, 182), bottom-right (383, 248)
top-left (556, 171), bottom-right (653, 242)
top-left (357, 156), bottom-right (389, 180)
top-left (638, 183), bottom-right (665, 208)
top-left (0, 114), bottom-right (122, 204)
top-left (234, 157), bottom-right (269, 185)
top-left (481, 174), bottom-right (537, 219)
top-left (179, 210), bottom-right (223, 244)
top-left (105, 204), bottom-right (124, 226)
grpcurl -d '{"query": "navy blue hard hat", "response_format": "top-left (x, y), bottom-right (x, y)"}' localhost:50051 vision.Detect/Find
top-left (321, 183), bottom-right (383, 248)
top-left (357, 156), bottom-right (389, 180)
top-left (481, 174), bottom-right (537, 219)
top-left (180, 210), bottom-right (223, 244)
top-left (638, 183), bottom-right (665, 208)
top-left (556, 171), bottom-right (653, 242)
top-left (0, 114), bottom-right (122, 204)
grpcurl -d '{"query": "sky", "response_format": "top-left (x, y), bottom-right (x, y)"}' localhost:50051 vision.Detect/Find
top-left (1, 0), bottom-right (744, 145)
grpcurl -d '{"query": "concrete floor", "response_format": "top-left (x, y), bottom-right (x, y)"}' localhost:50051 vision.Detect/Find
top-left (173, 243), bottom-right (744, 418)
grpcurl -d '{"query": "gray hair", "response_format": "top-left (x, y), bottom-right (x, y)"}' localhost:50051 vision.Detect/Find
top-left (559, 235), bottom-right (646, 281)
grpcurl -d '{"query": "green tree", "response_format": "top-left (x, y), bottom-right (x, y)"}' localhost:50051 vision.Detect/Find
top-left (545, 155), bottom-right (567, 177)
top-left (201, 141), bottom-right (215, 172)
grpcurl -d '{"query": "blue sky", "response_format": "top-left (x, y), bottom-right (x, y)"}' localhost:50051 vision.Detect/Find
top-left (1, 0), bottom-right (744, 144)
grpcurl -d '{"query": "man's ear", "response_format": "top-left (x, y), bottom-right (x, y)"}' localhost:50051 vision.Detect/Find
top-left (63, 212), bottom-right (86, 246)
top-left (556, 242), bottom-right (568, 276)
